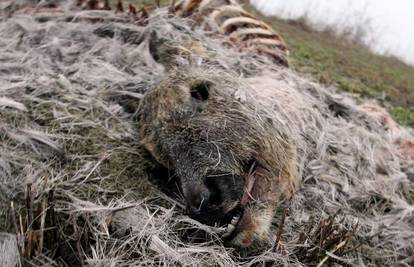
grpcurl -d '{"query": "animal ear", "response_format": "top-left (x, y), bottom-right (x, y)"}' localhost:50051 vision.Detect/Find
top-left (148, 31), bottom-right (209, 70)
top-left (93, 25), bottom-right (184, 69)
top-left (190, 81), bottom-right (211, 102)
top-left (148, 31), bottom-right (186, 70)
top-left (147, 31), bottom-right (167, 63)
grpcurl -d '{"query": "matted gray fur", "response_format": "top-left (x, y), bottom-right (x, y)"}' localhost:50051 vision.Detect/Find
top-left (0, 233), bottom-right (20, 267)
top-left (0, 2), bottom-right (413, 266)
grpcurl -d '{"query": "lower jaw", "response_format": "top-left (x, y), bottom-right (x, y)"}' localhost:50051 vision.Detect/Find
top-left (221, 208), bottom-right (260, 248)
top-left (228, 210), bottom-right (258, 247)
top-left (219, 204), bottom-right (244, 240)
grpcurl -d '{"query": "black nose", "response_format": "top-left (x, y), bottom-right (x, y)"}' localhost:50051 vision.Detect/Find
top-left (186, 185), bottom-right (211, 215)
top-left (185, 183), bottom-right (226, 226)
top-left (184, 174), bottom-right (245, 226)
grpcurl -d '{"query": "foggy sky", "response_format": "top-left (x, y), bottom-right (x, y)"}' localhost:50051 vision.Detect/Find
top-left (251, 0), bottom-right (414, 66)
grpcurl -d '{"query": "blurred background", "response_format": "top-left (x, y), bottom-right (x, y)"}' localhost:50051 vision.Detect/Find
top-left (245, 0), bottom-right (414, 127)
top-left (252, 0), bottom-right (414, 66)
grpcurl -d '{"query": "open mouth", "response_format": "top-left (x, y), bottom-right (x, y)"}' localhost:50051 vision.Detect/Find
top-left (221, 168), bottom-right (258, 240)
top-left (187, 201), bottom-right (245, 240)
top-left (184, 164), bottom-right (258, 241)
top-left (221, 203), bottom-right (245, 240)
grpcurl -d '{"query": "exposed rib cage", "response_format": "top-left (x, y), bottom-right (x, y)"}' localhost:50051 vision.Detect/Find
top-left (76, 0), bottom-right (150, 24)
top-left (172, 0), bottom-right (289, 66)
top-left (8, 0), bottom-right (150, 25)
top-left (8, 0), bottom-right (289, 65)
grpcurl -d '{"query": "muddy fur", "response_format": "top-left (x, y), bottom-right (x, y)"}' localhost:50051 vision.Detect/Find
top-left (138, 67), bottom-right (299, 247)
top-left (0, 2), bottom-right (413, 266)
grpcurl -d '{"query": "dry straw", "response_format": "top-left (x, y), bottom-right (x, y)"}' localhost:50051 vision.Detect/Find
top-left (0, 1), bottom-right (413, 266)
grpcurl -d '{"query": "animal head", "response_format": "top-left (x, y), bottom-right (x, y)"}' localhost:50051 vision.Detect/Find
top-left (138, 69), bottom-right (252, 223)
top-left (137, 46), bottom-right (299, 246)
top-left (75, 0), bottom-right (295, 247)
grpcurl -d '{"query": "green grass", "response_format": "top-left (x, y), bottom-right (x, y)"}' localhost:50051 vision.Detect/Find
top-left (243, 5), bottom-right (414, 202)
top-left (409, 192), bottom-right (414, 205)
top-left (245, 5), bottom-right (414, 127)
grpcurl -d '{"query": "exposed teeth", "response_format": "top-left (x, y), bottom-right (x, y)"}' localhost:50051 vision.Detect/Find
top-left (222, 224), bottom-right (236, 238)
top-left (231, 216), bottom-right (240, 225)
top-left (222, 215), bottom-right (240, 238)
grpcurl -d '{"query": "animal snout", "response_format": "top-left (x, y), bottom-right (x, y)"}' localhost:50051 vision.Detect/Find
top-left (185, 174), bottom-right (244, 226)
top-left (186, 184), bottom-right (212, 215)
top-left (185, 183), bottom-right (224, 226)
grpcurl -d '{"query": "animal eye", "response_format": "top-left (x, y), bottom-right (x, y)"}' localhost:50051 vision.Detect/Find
top-left (190, 82), bottom-right (210, 102)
